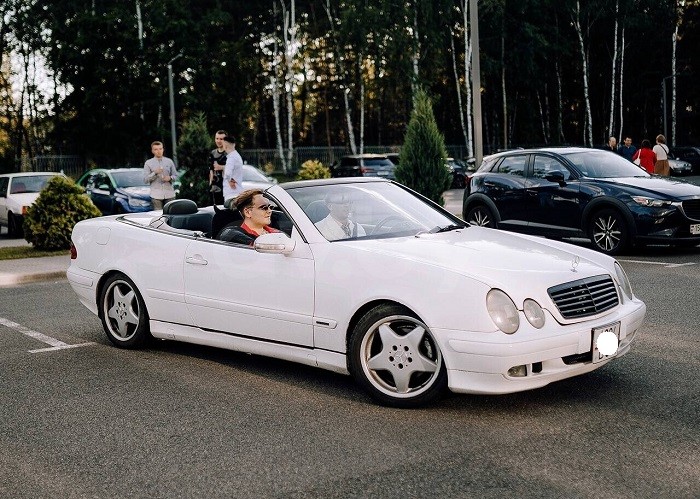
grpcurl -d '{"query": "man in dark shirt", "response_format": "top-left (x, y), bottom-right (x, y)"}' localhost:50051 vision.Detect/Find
top-left (619, 136), bottom-right (637, 162)
top-left (208, 130), bottom-right (227, 205)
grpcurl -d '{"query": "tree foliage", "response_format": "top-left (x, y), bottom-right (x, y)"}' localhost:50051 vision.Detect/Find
top-left (2, 0), bottom-right (699, 169)
top-left (395, 88), bottom-right (451, 204)
top-left (176, 112), bottom-right (211, 207)
top-left (24, 176), bottom-right (101, 250)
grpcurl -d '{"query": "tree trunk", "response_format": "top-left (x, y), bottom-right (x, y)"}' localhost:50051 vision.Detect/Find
top-left (501, 30), bottom-right (507, 149)
top-left (463, 0), bottom-right (473, 158)
top-left (608, 0), bottom-right (619, 140)
top-left (618, 27), bottom-right (625, 141)
top-left (450, 31), bottom-right (469, 151)
top-left (573, 1), bottom-right (593, 147)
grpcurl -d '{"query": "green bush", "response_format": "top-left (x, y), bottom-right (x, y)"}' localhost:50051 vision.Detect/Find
top-left (24, 176), bottom-right (102, 250)
top-left (296, 159), bottom-right (331, 180)
top-left (394, 88), bottom-right (451, 204)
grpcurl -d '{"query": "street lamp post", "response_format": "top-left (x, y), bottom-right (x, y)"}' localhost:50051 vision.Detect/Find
top-left (168, 53), bottom-right (183, 167)
top-left (662, 72), bottom-right (690, 146)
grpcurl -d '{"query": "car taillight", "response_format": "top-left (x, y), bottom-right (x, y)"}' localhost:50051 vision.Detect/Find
top-left (360, 167), bottom-right (374, 174)
top-left (70, 242), bottom-right (77, 260)
top-left (22, 206), bottom-right (28, 215)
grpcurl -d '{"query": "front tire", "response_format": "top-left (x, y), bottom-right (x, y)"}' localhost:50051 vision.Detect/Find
top-left (99, 273), bottom-right (151, 348)
top-left (349, 304), bottom-right (447, 407)
top-left (588, 208), bottom-right (629, 255)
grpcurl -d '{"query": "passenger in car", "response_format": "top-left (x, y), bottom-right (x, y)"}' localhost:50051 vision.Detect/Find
top-left (217, 189), bottom-right (279, 246)
top-left (315, 192), bottom-right (366, 241)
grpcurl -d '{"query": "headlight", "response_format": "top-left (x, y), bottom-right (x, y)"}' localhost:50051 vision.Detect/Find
top-left (129, 198), bottom-right (151, 208)
top-left (486, 289), bottom-right (520, 334)
top-left (631, 196), bottom-right (672, 208)
top-left (614, 262), bottom-right (634, 300)
top-left (523, 299), bottom-right (546, 329)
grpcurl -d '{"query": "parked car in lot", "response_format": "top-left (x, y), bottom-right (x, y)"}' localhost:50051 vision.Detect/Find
top-left (669, 146), bottom-right (700, 174)
top-left (242, 164), bottom-right (278, 190)
top-left (77, 168), bottom-right (152, 215)
top-left (446, 157), bottom-right (468, 188)
top-left (331, 154), bottom-right (396, 180)
top-left (463, 147), bottom-right (700, 255)
top-left (68, 177), bottom-right (646, 407)
top-left (0, 171), bottom-right (63, 236)
top-left (668, 157), bottom-right (694, 176)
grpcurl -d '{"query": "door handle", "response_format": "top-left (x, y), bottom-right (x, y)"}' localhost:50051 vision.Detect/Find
top-left (185, 255), bottom-right (208, 265)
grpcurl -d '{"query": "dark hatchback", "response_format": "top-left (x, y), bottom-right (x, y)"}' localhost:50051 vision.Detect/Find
top-left (331, 154), bottom-right (396, 180)
top-left (77, 168), bottom-right (152, 215)
top-left (462, 147), bottom-right (700, 255)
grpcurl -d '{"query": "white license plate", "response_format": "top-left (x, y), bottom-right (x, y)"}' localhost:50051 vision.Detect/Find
top-left (592, 322), bottom-right (620, 364)
top-left (690, 224), bottom-right (700, 235)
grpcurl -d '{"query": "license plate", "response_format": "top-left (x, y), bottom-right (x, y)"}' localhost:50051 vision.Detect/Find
top-left (691, 224), bottom-right (700, 235)
top-left (591, 323), bottom-right (620, 364)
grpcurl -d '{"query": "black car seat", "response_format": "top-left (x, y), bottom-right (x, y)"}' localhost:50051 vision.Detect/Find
top-left (161, 199), bottom-right (213, 235)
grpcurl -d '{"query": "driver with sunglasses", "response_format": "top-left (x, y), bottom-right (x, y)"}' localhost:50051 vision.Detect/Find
top-left (218, 189), bottom-right (279, 246)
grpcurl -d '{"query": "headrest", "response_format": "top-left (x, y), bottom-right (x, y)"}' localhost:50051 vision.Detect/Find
top-left (163, 199), bottom-right (198, 215)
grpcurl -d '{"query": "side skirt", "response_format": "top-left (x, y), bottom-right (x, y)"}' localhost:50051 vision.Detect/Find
top-left (149, 320), bottom-right (349, 375)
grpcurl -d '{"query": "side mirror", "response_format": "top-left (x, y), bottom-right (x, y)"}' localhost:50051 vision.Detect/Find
top-left (544, 171), bottom-right (566, 185)
top-left (97, 183), bottom-right (111, 191)
top-left (254, 231), bottom-right (296, 255)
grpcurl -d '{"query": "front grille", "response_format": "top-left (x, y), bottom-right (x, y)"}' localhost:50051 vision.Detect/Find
top-left (548, 275), bottom-right (619, 319)
top-left (681, 199), bottom-right (700, 220)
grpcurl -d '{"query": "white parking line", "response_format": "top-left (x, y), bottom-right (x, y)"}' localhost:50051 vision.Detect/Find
top-left (0, 317), bottom-right (95, 353)
top-left (618, 259), bottom-right (697, 268)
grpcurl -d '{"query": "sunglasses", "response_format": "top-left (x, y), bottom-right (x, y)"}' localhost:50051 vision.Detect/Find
top-left (252, 204), bottom-right (274, 211)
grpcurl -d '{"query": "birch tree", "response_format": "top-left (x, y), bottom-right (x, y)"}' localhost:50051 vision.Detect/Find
top-left (572, 0), bottom-right (594, 147)
top-left (280, 0), bottom-right (296, 170)
top-left (607, 0), bottom-right (619, 141)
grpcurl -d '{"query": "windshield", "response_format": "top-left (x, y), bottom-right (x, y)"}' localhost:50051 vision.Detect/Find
top-left (112, 170), bottom-right (148, 187)
top-left (10, 175), bottom-right (57, 194)
top-left (563, 150), bottom-right (650, 178)
top-left (287, 182), bottom-right (465, 242)
top-left (243, 166), bottom-right (270, 183)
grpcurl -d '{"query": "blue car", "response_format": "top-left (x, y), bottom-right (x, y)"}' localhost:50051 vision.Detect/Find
top-left (77, 168), bottom-right (153, 214)
top-left (463, 147), bottom-right (700, 255)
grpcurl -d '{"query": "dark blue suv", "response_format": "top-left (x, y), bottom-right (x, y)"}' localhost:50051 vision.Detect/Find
top-left (463, 147), bottom-right (700, 255)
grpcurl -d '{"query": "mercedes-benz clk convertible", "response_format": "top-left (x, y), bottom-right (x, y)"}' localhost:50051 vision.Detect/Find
top-left (68, 178), bottom-right (646, 407)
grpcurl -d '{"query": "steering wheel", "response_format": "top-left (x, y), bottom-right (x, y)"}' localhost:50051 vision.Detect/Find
top-left (371, 215), bottom-right (414, 235)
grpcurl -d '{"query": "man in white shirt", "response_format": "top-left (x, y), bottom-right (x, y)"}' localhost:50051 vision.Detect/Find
top-left (143, 141), bottom-right (178, 210)
top-left (222, 135), bottom-right (244, 208)
top-left (315, 192), bottom-right (366, 241)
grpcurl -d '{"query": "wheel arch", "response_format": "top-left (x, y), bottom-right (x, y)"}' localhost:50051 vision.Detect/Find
top-left (581, 197), bottom-right (637, 238)
top-left (462, 193), bottom-right (502, 224)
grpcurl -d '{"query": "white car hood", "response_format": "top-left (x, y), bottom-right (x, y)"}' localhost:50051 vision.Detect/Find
top-left (347, 226), bottom-right (612, 304)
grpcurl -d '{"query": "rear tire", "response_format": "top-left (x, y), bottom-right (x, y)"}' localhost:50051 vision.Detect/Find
top-left (99, 273), bottom-right (151, 348)
top-left (7, 213), bottom-right (22, 238)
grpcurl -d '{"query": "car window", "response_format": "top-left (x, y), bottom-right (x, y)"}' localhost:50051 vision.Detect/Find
top-left (112, 170), bottom-right (147, 187)
top-left (495, 156), bottom-right (527, 176)
top-left (532, 155), bottom-right (571, 180)
top-left (10, 175), bottom-right (56, 194)
top-left (564, 150), bottom-right (649, 178)
top-left (0, 177), bottom-right (8, 196)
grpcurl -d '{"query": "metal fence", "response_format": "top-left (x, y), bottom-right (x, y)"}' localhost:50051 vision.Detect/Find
top-left (241, 145), bottom-right (471, 173)
top-left (18, 145), bottom-right (473, 178)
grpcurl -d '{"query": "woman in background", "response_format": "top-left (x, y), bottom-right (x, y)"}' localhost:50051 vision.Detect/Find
top-left (633, 139), bottom-right (656, 174)
top-left (652, 134), bottom-right (670, 176)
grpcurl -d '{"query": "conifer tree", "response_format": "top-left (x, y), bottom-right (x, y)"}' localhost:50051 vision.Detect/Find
top-left (176, 112), bottom-right (212, 207)
top-left (395, 88), bottom-right (451, 204)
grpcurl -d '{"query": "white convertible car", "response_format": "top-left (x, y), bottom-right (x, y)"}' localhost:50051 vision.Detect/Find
top-left (68, 178), bottom-right (646, 407)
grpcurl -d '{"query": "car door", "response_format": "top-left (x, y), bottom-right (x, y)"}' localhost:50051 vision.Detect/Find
top-left (0, 177), bottom-right (9, 225)
top-left (91, 172), bottom-right (118, 214)
top-left (182, 230), bottom-right (315, 347)
top-left (484, 154), bottom-right (529, 230)
top-left (525, 154), bottom-right (582, 236)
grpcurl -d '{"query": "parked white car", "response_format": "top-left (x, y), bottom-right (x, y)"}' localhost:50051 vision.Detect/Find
top-left (0, 172), bottom-right (63, 237)
top-left (67, 178), bottom-right (646, 407)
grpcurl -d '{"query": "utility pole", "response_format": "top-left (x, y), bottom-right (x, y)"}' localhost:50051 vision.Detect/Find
top-left (168, 53), bottom-right (183, 167)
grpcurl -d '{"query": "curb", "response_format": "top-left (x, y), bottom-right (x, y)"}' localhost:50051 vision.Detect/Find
top-left (0, 270), bottom-right (67, 287)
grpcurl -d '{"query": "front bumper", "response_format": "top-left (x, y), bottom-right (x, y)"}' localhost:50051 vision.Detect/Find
top-left (433, 298), bottom-right (646, 395)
